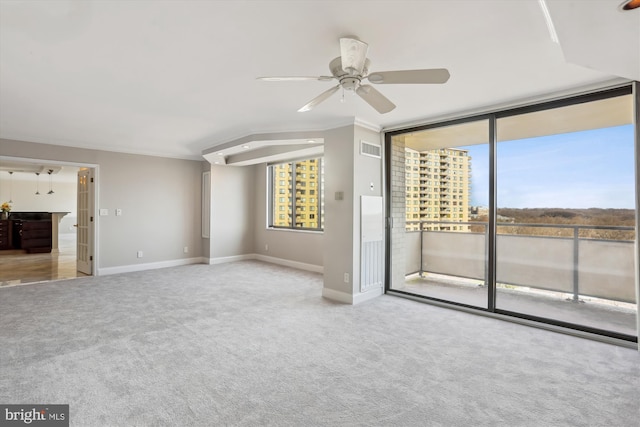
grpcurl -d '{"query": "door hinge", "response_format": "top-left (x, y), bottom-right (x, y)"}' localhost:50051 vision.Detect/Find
top-left (90, 216), bottom-right (94, 222)
top-left (90, 256), bottom-right (93, 261)
top-left (90, 177), bottom-right (94, 183)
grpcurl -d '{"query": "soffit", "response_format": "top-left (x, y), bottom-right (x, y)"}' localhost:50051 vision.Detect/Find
top-left (404, 94), bottom-right (632, 151)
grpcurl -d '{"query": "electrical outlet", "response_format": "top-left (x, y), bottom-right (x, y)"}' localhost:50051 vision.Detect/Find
top-left (116, 208), bottom-right (122, 216)
top-left (137, 251), bottom-right (143, 258)
top-left (265, 244), bottom-right (269, 251)
top-left (183, 246), bottom-right (188, 254)
top-left (344, 273), bottom-right (349, 283)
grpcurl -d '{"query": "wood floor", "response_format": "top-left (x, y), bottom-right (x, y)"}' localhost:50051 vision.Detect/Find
top-left (0, 233), bottom-right (88, 287)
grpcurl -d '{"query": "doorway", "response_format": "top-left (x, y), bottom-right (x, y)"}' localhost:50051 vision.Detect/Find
top-left (0, 157), bottom-right (97, 286)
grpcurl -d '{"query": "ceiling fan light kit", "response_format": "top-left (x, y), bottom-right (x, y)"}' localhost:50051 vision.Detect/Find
top-left (258, 36), bottom-right (450, 114)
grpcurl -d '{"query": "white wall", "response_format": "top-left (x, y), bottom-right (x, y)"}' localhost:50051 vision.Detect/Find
top-left (322, 125), bottom-right (356, 295)
top-left (209, 164), bottom-right (255, 259)
top-left (0, 169), bottom-right (77, 213)
top-left (0, 138), bottom-right (205, 270)
top-left (351, 125), bottom-right (384, 294)
top-left (322, 124), bottom-right (384, 303)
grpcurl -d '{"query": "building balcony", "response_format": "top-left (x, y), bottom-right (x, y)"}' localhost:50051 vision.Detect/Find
top-left (400, 221), bottom-right (637, 337)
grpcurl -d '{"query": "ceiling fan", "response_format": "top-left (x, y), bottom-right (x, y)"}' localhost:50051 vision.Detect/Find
top-left (257, 37), bottom-right (450, 114)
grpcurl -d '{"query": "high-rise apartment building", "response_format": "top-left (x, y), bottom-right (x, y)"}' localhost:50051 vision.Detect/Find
top-left (405, 147), bottom-right (471, 231)
top-left (272, 158), bottom-right (323, 229)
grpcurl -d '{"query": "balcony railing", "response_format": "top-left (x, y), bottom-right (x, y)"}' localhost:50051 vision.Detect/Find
top-left (405, 220), bottom-right (636, 304)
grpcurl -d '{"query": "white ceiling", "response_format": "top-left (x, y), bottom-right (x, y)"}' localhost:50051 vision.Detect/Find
top-left (0, 0), bottom-right (637, 162)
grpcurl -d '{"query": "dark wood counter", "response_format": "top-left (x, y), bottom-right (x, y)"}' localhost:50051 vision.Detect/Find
top-left (2, 212), bottom-right (53, 253)
top-left (0, 220), bottom-right (11, 250)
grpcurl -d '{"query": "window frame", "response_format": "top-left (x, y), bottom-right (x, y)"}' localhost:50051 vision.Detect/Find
top-left (385, 83), bottom-right (638, 344)
top-left (267, 157), bottom-right (324, 232)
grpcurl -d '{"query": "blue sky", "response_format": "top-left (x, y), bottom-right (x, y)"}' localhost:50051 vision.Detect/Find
top-left (460, 124), bottom-right (635, 209)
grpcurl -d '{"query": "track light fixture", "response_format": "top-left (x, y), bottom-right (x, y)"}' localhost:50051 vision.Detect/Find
top-left (35, 172), bottom-right (41, 195)
top-left (8, 171), bottom-right (13, 203)
top-left (47, 169), bottom-right (55, 195)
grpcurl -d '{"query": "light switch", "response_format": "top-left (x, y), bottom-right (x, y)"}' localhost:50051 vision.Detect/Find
top-left (99, 209), bottom-right (109, 216)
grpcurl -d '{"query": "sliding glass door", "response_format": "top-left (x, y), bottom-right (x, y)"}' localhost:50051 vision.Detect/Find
top-left (389, 119), bottom-right (490, 308)
top-left (495, 92), bottom-right (637, 338)
top-left (386, 85), bottom-right (638, 342)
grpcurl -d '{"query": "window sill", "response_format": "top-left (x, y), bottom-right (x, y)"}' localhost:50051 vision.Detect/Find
top-left (266, 227), bottom-right (323, 235)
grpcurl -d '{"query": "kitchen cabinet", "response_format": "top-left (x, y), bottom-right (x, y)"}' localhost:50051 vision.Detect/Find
top-left (0, 219), bottom-right (11, 250)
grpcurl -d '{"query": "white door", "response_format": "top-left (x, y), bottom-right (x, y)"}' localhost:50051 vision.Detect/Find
top-left (77, 169), bottom-right (93, 275)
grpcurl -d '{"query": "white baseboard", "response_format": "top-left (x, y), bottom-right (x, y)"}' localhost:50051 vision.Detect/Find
top-left (207, 254), bottom-right (256, 265)
top-left (322, 286), bottom-right (383, 305)
top-left (98, 253), bottom-right (323, 276)
top-left (97, 257), bottom-right (205, 276)
top-left (353, 287), bottom-right (384, 304)
top-left (322, 288), bottom-right (353, 304)
top-left (254, 254), bottom-right (323, 274)
top-left (208, 253), bottom-right (323, 274)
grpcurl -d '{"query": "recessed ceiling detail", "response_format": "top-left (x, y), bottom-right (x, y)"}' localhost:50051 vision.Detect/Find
top-left (202, 135), bottom-right (325, 167)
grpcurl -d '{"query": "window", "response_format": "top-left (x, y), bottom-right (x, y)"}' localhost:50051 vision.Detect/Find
top-left (390, 85), bottom-right (637, 342)
top-left (269, 158), bottom-right (324, 230)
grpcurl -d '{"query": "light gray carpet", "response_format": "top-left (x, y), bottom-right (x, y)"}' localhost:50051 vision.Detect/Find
top-left (1, 260), bottom-right (638, 426)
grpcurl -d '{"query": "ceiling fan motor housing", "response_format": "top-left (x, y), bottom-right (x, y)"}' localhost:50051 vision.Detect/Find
top-left (329, 56), bottom-right (370, 90)
top-left (340, 76), bottom-right (360, 91)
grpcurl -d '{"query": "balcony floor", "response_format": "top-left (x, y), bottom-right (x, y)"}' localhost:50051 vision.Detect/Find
top-left (395, 273), bottom-right (637, 337)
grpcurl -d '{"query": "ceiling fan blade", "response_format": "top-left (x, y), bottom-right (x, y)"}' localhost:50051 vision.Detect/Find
top-left (257, 76), bottom-right (334, 82)
top-left (298, 85), bottom-right (340, 112)
top-left (367, 68), bottom-right (450, 84)
top-left (356, 84), bottom-right (396, 114)
top-left (340, 37), bottom-right (368, 75)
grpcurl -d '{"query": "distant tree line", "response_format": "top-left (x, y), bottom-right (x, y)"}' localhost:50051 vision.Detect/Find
top-left (469, 208), bottom-right (636, 241)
